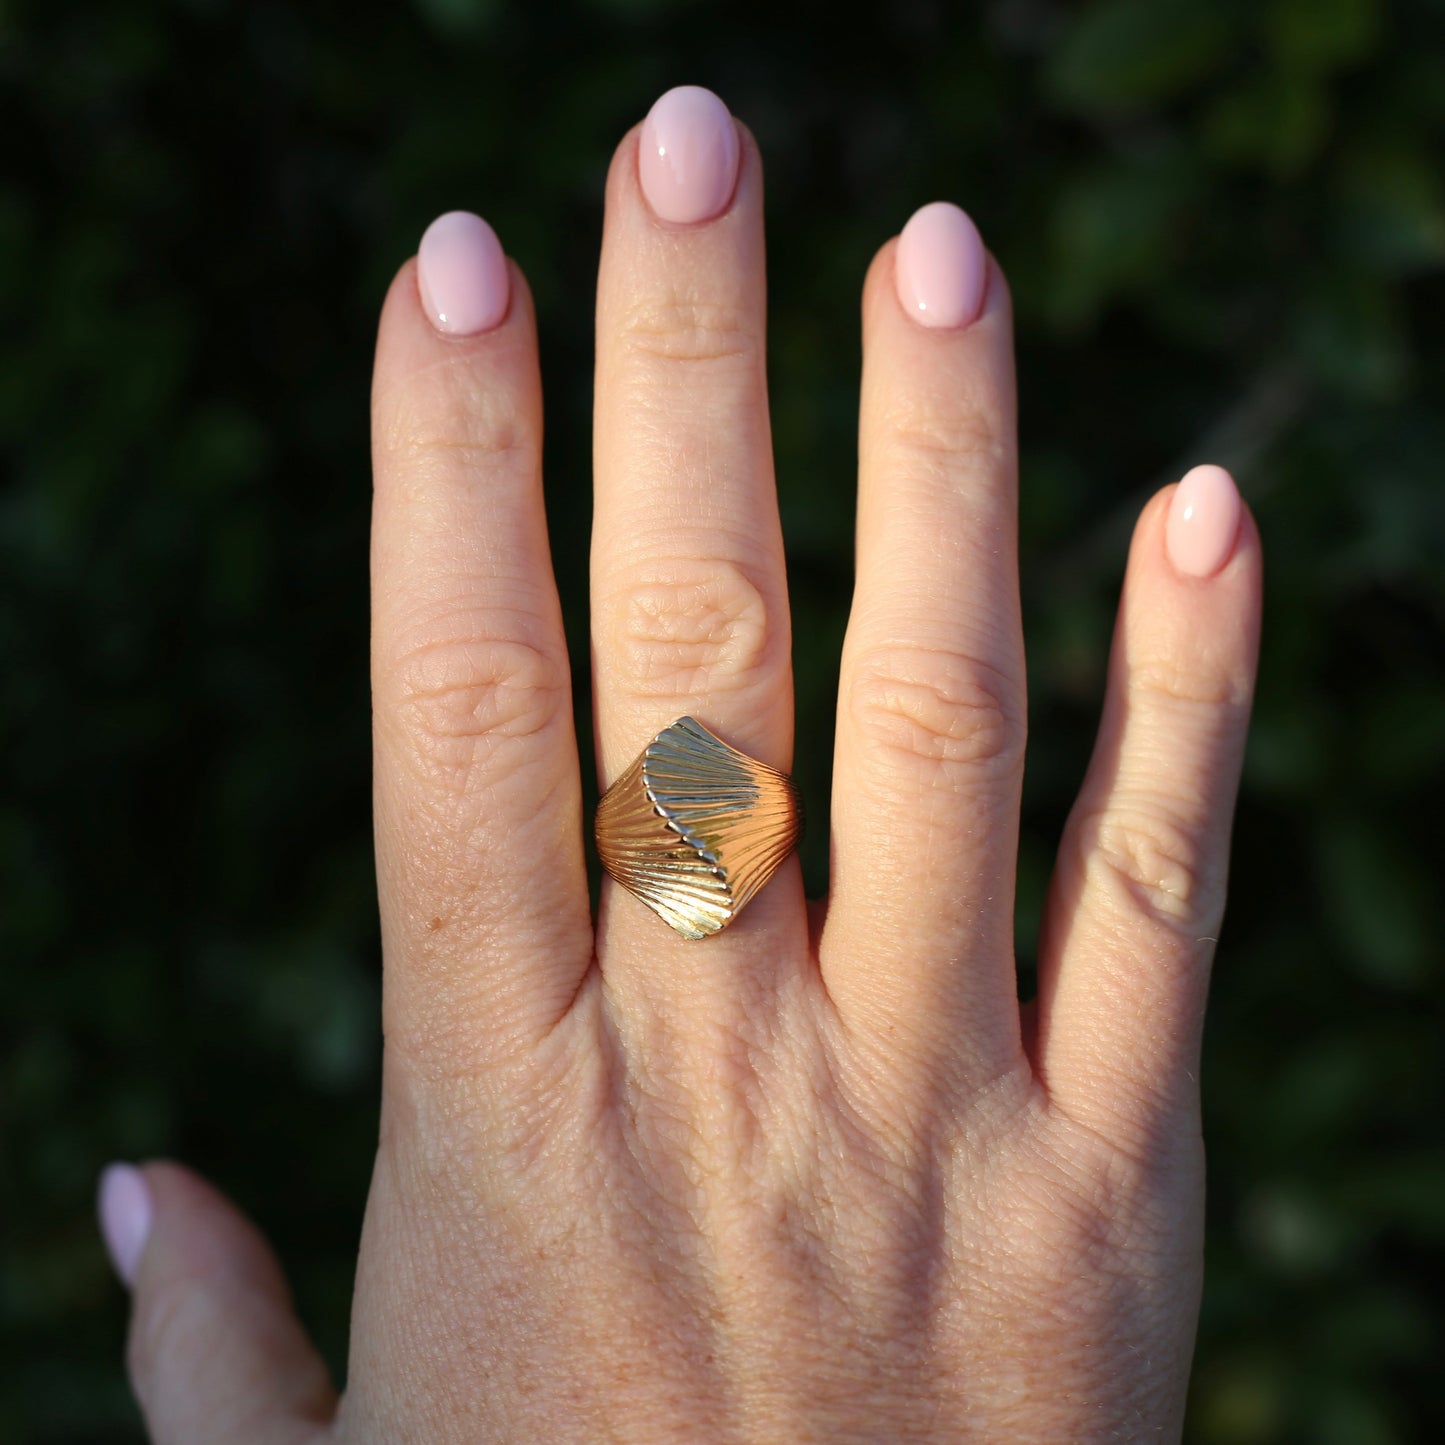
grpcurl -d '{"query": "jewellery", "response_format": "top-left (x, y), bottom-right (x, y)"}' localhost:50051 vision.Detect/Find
top-left (595, 716), bottom-right (803, 939)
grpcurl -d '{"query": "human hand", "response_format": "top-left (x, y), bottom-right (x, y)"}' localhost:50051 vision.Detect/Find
top-left (102, 85), bottom-right (1261, 1443)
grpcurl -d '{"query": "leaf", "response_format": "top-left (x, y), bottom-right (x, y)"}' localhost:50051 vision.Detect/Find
top-left (411, 0), bottom-right (502, 39)
top-left (1337, 142), bottom-right (1445, 271)
top-left (1045, 147), bottom-right (1200, 326)
top-left (1047, 0), bottom-right (1235, 114)
top-left (1268, 0), bottom-right (1382, 72)
top-left (1291, 276), bottom-right (1408, 399)
top-left (1202, 71), bottom-right (1330, 175)
top-left (1316, 817), bottom-right (1438, 990)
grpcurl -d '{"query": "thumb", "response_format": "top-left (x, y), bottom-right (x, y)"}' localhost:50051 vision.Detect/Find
top-left (99, 1160), bottom-right (337, 1445)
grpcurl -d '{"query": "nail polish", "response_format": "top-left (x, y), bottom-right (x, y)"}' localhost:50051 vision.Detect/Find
top-left (895, 201), bottom-right (987, 330)
top-left (416, 211), bottom-right (510, 336)
top-left (638, 85), bottom-right (740, 225)
top-left (98, 1162), bottom-right (153, 1288)
top-left (1166, 465), bottom-right (1242, 579)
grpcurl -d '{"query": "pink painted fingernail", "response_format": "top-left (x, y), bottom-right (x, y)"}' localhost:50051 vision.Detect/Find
top-left (895, 202), bottom-right (988, 330)
top-left (98, 1163), bottom-right (153, 1288)
top-left (638, 85), bottom-right (740, 225)
top-left (417, 211), bottom-right (510, 336)
top-left (1166, 465), bottom-right (1242, 578)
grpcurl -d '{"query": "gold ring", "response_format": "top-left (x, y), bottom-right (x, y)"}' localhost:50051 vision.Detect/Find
top-left (595, 716), bottom-right (803, 939)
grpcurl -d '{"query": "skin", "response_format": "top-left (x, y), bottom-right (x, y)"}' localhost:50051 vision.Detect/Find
top-left (118, 115), bottom-right (1261, 1443)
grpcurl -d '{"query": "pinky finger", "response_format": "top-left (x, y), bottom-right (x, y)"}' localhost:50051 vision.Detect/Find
top-left (1033, 466), bottom-right (1262, 1148)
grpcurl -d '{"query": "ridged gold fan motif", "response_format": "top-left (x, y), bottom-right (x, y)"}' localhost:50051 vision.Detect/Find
top-left (595, 716), bottom-right (803, 939)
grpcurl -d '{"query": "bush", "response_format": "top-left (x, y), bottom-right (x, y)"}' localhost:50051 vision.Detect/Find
top-left (3, 1), bottom-right (1442, 1438)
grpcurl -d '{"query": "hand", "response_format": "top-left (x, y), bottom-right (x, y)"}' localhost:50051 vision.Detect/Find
top-left (102, 85), bottom-right (1261, 1443)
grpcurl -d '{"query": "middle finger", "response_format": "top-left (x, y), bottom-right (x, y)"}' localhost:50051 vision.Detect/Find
top-left (591, 89), bottom-right (806, 1000)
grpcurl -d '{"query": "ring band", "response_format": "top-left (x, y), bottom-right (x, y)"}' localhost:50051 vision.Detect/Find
top-left (595, 716), bottom-right (803, 939)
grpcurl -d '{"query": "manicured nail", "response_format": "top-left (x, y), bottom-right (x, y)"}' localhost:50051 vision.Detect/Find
top-left (416, 211), bottom-right (510, 336)
top-left (895, 202), bottom-right (988, 330)
top-left (638, 85), bottom-right (740, 225)
top-left (1166, 464), bottom-right (1242, 579)
top-left (98, 1162), bottom-right (153, 1288)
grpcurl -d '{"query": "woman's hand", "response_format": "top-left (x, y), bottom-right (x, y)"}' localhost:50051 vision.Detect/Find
top-left (104, 85), bottom-right (1261, 1443)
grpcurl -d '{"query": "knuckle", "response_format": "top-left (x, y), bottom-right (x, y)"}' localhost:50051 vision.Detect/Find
top-left (389, 629), bottom-right (570, 778)
top-left (1129, 654), bottom-right (1252, 711)
top-left (610, 561), bottom-right (776, 700)
top-left (617, 295), bottom-right (758, 370)
top-left (848, 643), bottom-right (1024, 787)
top-left (882, 401), bottom-right (1006, 474)
top-left (377, 362), bottom-right (532, 484)
top-left (1010, 1135), bottom-right (1180, 1290)
top-left (1074, 802), bottom-right (1223, 935)
top-left (1029, 1102), bottom-right (1205, 1260)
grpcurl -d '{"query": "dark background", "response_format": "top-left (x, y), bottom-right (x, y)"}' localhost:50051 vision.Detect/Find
top-left (4, 0), bottom-right (1443, 1439)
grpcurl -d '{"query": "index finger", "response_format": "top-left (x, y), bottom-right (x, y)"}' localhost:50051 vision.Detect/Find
top-left (371, 214), bottom-right (592, 1076)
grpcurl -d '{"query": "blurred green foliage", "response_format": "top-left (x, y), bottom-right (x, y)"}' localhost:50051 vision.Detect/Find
top-left (3, 0), bottom-right (1443, 1439)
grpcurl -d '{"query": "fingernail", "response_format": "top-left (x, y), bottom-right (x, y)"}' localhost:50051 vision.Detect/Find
top-left (895, 201), bottom-right (988, 330)
top-left (416, 211), bottom-right (510, 336)
top-left (638, 85), bottom-right (740, 225)
top-left (98, 1163), bottom-right (153, 1288)
top-left (1166, 464), bottom-right (1242, 579)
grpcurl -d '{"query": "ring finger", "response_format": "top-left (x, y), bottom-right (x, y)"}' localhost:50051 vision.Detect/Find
top-left (823, 205), bottom-right (1027, 1090)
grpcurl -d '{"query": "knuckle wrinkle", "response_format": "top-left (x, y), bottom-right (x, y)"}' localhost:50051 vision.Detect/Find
top-left (611, 563), bottom-right (775, 701)
top-left (618, 296), bottom-right (757, 369)
top-left (849, 644), bottom-right (1024, 784)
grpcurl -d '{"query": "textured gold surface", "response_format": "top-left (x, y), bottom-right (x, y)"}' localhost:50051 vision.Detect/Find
top-left (594, 716), bottom-right (803, 939)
